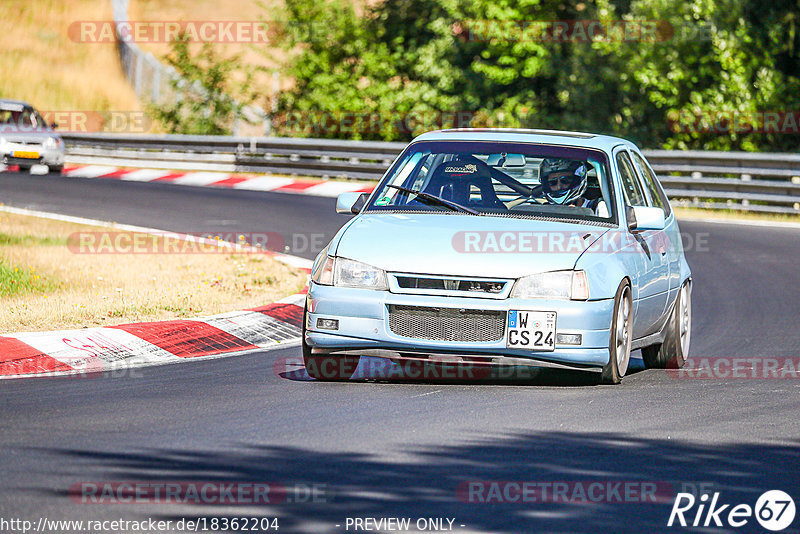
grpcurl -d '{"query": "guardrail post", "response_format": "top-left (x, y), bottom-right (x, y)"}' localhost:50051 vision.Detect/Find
top-left (152, 68), bottom-right (160, 102)
top-left (134, 52), bottom-right (143, 96)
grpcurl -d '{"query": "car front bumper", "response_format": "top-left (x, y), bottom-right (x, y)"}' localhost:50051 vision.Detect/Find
top-left (305, 282), bottom-right (614, 370)
top-left (2, 144), bottom-right (64, 167)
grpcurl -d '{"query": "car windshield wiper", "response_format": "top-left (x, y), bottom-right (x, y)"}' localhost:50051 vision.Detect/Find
top-left (385, 184), bottom-right (479, 215)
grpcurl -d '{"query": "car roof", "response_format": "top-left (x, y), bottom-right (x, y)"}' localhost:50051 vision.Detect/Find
top-left (412, 128), bottom-right (637, 153)
top-left (0, 99), bottom-right (34, 110)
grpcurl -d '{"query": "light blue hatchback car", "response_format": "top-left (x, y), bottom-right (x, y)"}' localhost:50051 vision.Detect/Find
top-left (304, 129), bottom-right (692, 384)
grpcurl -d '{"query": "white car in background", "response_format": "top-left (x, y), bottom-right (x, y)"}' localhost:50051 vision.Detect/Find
top-left (0, 99), bottom-right (64, 174)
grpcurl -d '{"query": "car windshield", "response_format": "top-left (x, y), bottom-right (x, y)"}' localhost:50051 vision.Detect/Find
top-left (0, 104), bottom-right (45, 132)
top-left (366, 140), bottom-right (616, 224)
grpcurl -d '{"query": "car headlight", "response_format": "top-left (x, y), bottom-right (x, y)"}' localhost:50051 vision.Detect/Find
top-left (510, 270), bottom-right (589, 300)
top-left (311, 254), bottom-right (334, 285)
top-left (44, 136), bottom-right (61, 150)
top-left (311, 256), bottom-right (388, 290)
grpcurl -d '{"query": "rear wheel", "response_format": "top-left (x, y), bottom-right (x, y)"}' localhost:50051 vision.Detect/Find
top-left (601, 281), bottom-right (632, 385)
top-left (18, 164), bottom-right (31, 173)
top-left (302, 305), bottom-right (359, 381)
top-left (48, 165), bottom-right (63, 174)
top-left (642, 281), bottom-right (691, 369)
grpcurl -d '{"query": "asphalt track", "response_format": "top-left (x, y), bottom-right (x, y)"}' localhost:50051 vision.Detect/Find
top-left (1, 171), bottom-right (799, 533)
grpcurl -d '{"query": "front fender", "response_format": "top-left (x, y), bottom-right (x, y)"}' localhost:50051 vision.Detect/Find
top-left (574, 228), bottom-right (638, 302)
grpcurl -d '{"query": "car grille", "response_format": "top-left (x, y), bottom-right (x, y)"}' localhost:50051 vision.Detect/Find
top-left (394, 276), bottom-right (506, 294)
top-left (388, 305), bottom-right (505, 342)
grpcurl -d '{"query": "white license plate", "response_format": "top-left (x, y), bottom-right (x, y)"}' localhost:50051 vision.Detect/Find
top-left (506, 310), bottom-right (556, 351)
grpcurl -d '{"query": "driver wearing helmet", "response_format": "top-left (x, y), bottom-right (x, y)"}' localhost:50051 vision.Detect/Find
top-left (539, 158), bottom-right (596, 209)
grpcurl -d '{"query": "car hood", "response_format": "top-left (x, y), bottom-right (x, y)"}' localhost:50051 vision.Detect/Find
top-left (334, 213), bottom-right (612, 279)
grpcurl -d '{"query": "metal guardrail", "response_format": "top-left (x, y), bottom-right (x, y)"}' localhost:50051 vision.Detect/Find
top-left (61, 133), bottom-right (800, 214)
top-left (644, 150), bottom-right (800, 214)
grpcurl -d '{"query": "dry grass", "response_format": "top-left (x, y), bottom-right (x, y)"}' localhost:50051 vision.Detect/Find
top-left (0, 0), bottom-right (292, 135)
top-left (0, 212), bottom-right (307, 333)
top-left (0, 0), bottom-right (140, 115)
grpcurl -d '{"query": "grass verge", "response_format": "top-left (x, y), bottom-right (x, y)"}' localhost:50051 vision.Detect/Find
top-left (0, 0), bottom-right (140, 117)
top-left (0, 211), bottom-right (307, 333)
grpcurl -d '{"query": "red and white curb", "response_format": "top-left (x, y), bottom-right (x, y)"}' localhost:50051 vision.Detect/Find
top-left (0, 206), bottom-right (311, 379)
top-left (0, 293), bottom-right (306, 379)
top-left (1, 163), bottom-right (377, 198)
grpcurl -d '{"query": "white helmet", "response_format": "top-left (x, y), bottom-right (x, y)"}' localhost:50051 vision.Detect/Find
top-left (540, 158), bottom-right (589, 205)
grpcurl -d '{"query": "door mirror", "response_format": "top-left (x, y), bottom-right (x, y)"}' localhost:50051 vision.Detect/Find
top-left (336, 192), bottom-right (368, 214)
top-left (630, 206), bottom-right (666, 231)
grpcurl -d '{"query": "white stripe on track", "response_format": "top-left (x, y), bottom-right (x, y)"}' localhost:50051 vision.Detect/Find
top-left (0, 206), bottom-right (314, 271)
top-left (303, 181), bottom-right (371, 196)
top-left (169, 172), bottom-right (231, 186)
top-left (233, 176), bottom-right (296, 191)
top-left (200, 311), bottom-right (301, 347)
top-left (11, 328), bottom-right (181, 372)
top-left (117, 169), bottom-right (174, 182)
top-left (65, 165), bottom-right (119, 178)
top-left (277, 293), bottom-right (307, 306)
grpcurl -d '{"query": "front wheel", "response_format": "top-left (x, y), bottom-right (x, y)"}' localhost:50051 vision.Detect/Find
top-left (642, 281), bottom-right (691, 369)
top-left (302, 305), bottom-right (359, 381)
top-left (601, 281), bottom-right (633, 385)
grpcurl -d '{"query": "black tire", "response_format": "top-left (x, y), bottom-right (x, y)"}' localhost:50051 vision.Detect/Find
top-left (18, 164), bottom-right (31, 173)
top-left (601, 280), bottom-right (633, 385)
top-left (48, 165), bottom-right (63, 174)
top-left (642, 281), bottom-right (691, 369)
top-left (302, 305), bottom-right (359, 381)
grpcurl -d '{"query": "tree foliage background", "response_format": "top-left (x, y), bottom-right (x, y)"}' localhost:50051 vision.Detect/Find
top-left (149, 37), bottom-right (256, 135)
top-left (272, 0), bottom-right (800, 150)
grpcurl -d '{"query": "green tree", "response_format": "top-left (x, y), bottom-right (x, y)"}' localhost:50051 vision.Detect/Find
top-left (272, 0), bottom-right (800, 150)
top-left (598, 0), bottom-right (800, 150)
top-left (149, 36), bottom-right (257, 135)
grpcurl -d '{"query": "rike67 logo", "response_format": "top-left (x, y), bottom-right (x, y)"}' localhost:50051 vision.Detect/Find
top-left (668, 490), bottom-right (796, 531)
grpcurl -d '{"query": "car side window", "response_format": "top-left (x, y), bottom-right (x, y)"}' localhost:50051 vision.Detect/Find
top-left (631, 152), bottom-right (671, 217)
top-left (616, 151), bottom-right (647, 207)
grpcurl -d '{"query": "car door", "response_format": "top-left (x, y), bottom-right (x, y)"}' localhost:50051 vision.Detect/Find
top-left (629, 149), bottom-right (682, 306)
top-left (614, 148), bottom-right (670, 338)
